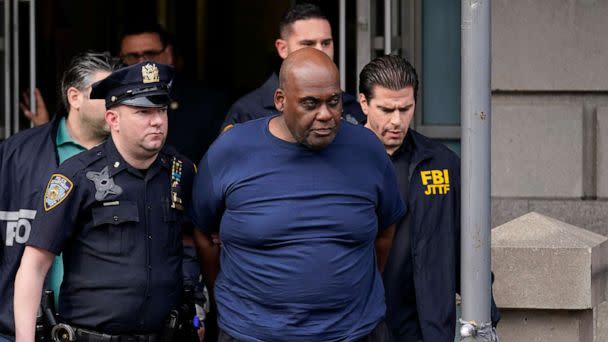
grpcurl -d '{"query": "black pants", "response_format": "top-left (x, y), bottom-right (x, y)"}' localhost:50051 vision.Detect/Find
top-left (217, 321), bottom-right (389, 342)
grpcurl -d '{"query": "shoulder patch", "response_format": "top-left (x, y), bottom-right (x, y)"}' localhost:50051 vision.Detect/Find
top-left (44, 174), bottom-right (74, 211)
top-left (420, 169), bottom-right (451, 196)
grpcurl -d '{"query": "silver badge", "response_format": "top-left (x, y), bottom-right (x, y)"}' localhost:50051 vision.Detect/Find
top-left (86, 166), bottom-right (123, 201)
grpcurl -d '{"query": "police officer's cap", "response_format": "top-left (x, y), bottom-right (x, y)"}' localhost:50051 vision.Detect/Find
top-left (91, 62), bottom-right (174, 109)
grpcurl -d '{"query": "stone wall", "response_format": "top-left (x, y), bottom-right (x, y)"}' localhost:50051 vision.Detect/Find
top-left (491, 0), bottom-right (608, 231)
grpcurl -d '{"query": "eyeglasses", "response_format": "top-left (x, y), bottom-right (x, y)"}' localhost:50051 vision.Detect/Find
top-left (120, 47), bottom-right (166, 64)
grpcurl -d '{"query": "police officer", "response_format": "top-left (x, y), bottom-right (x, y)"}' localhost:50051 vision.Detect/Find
top-left (0, 52), bottom-right (118, 342)
top-left (14, 61), bottom-right (196, 341)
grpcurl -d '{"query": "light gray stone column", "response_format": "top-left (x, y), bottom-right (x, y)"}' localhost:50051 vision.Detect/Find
top-left (492, 212), bottom-right (608, 341)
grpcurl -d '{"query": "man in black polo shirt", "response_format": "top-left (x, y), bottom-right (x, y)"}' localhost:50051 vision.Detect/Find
top-left (221, 3), bottom-right (364, 131)
top-left (358, 55), bottom-right (499, 342)
top-left (13, 62), bottom-right (197, 341)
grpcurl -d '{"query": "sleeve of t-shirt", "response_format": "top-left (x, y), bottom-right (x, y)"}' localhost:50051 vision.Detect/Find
top-left (377, 159), bottom-right (407, 230)
top-left (27, 171), bottom-right (83, 255)
top-left (190, 153), bottom-right (225, 234)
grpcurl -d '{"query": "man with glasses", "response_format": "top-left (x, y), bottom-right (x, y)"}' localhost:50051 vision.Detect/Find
top-left (24, 22), bottom-right (227, 164)
top-left (119, 22), bottom-right (227, 164)
top-left (119, 23), bottom-right (173, 66)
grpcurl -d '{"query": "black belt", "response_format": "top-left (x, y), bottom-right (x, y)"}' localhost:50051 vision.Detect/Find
top-left (71, 327), bottom-right (159, 342)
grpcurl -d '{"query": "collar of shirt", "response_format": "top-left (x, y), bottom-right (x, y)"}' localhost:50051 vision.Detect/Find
top-left (55, 117), bottom-right (87, 164)
top-left (103, 137), bottom-right (172, 179)
top-left (391, 131), bottom-right (414, 161)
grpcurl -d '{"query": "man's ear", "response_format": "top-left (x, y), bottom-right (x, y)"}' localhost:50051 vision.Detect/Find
top-left (274, 88), bottom-right (285, 112)
top-left (275, 39), bottom-right (289, 59)
top-left (105, 109), bottom-right (119, 132)
top-left (67, 87), bottom-right (83, 111)
top-left (359, 93), bottom-right (369, 116)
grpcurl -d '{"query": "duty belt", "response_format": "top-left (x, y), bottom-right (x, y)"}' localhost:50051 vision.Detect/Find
top-left (52, 324), bottom-right (159, 342)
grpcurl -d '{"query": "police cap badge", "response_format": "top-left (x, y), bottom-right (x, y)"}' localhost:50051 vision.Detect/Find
top-left (90, 61), bottom-right (174, 109)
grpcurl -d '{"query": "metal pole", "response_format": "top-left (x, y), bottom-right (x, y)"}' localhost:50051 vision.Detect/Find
top-left (355, 0), bottom-right (371, 92)
top-left (339, 0), bottom-right (345, 90)
top-left (4, 0), bottom-right (11, 139)
top-left (460, 0), bottom-right (493, 341)
top-left (29, 0), bottom-right (35, 126)
top-left (12, 0), bottom-right (18, 134)
top-left (384, 0), bottom-right (391, 54)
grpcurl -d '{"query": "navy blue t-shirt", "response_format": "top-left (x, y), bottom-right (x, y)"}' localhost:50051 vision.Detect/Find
top-left (191, 116), bottom-right (405, 342)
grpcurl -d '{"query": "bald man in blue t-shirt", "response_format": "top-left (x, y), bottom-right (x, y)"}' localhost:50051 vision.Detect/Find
top-left (191, 48), bottom-right (405, 342)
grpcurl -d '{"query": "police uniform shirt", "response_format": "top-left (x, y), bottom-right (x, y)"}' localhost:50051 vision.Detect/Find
top-left (27, 137), bottom-right (195, 335)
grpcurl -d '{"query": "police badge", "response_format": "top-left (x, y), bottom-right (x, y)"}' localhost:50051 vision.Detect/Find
top-left (86, 166), bottom-right (123, 201)
top-left (142, 63), bottom-right (160, 84)
top-left (44, 174), bottom-right (74, 211)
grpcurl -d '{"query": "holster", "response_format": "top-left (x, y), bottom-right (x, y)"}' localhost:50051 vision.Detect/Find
top-left (35, 289), bottom-right (57, 342)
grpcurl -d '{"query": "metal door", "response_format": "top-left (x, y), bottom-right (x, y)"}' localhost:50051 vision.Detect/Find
top-left (353, 0), bottom-right (461, 154)
top-left (1, 0), bottom-right (35, 140)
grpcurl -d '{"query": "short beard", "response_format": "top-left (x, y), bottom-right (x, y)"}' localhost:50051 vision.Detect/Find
top-left (80, 113), bottom-right (109, 141)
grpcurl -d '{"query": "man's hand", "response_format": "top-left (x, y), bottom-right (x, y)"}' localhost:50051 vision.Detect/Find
top-left (197, 326), bottom-right (205, 342)
top-left (375, 224), bottom-right (396, 273)
top-left (211, 233), bottom-right (221, 245)
top-left (20, 88), bottom-right (50, 126)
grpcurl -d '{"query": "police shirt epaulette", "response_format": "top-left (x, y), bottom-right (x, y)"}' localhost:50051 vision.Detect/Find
top-left (78, 144), bottom-right (107, 168)
top-left (57, 143), bottom-right (107, 174)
